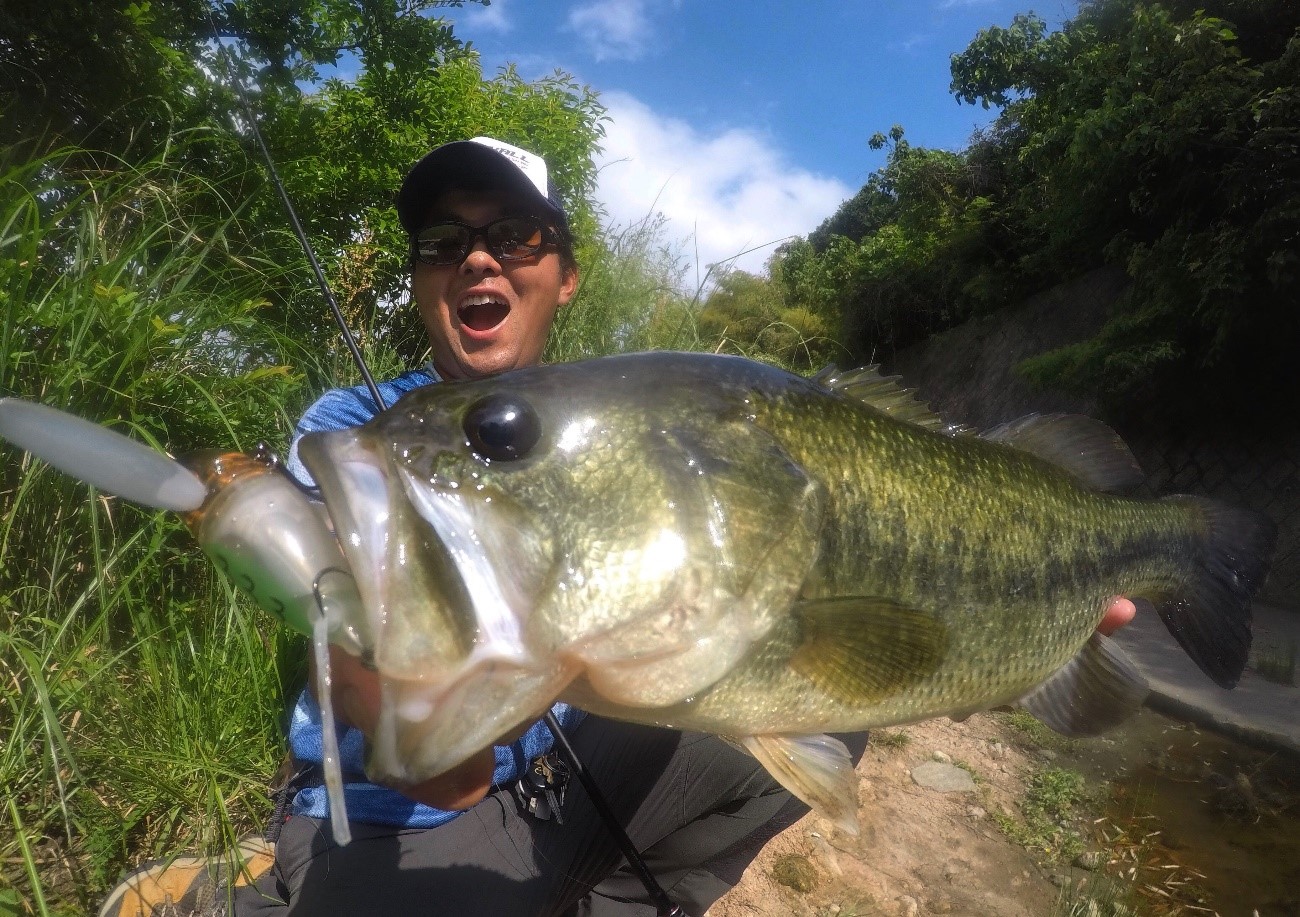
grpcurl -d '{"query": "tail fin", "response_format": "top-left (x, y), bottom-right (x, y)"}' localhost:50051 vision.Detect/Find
top-left (1157, 497), bottom-right (1277, 688)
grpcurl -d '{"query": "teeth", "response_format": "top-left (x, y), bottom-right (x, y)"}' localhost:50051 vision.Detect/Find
top-left (461, 294), bottom-right (506, 308)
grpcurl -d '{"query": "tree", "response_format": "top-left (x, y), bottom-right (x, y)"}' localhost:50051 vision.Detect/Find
top-left (0, 1), bottom-right (482, 159)
top-left (1, 2), bottom-right (608, 380)
top-left (789, 0), bottom-right (1300, 423)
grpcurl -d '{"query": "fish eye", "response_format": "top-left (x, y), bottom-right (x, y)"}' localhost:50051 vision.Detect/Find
top-left (463, 394), bottom-right (541, 462)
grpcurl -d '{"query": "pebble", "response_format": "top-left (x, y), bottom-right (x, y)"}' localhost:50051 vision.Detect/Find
top-left (911, 761), bottom-right (977, 792)
top-left (1048, 871), bottom-right (1073, 889)
top-left (988, 741), bottom-right (1007, 760)
top-left (897, 895), bottom-right (919, 917)
top-left (966, 805), bottom-right (987, 819)
top-left (931, 750), bottom-right (953, 764)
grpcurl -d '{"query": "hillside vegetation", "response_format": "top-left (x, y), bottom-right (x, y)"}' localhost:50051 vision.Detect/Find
top-left (755, 0), bottom-right (1300, 425)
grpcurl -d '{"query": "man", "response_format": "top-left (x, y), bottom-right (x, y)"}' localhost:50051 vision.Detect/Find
top-left (104, 137), bottom-right (860, 917)
top-left (102, 137), bottom-right (1136, 917)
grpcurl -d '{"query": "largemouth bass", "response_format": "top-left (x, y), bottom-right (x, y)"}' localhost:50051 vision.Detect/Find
top-left (296, 351), bottom-right (1276, 830)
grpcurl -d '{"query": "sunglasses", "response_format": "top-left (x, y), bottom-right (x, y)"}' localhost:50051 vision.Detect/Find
top-left (412, 216), bottom-right (561, 266)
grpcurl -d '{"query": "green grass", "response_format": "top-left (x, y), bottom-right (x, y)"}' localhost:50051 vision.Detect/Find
top-left (0, 142), bottom-right (314, 914)
top-left (1253, 638), bottom-right (1296, 686)
top-left (994, 767), bottom-right (1091, 863)
top-left (873, 729), bottom-right (912, 751)
top-left (997, 709), bottom-right (1081, 755)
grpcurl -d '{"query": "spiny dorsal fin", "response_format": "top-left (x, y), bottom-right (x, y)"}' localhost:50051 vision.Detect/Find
top-left (813, 365), bottom-right (966, 434)
top-left (790, 596), bottom-right (948, 707)
top-left (981, 414), bottom-right (1144, 493)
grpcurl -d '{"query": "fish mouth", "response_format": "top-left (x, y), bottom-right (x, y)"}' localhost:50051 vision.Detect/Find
top-left (458, 293), bottom-right (510, 336)
top-left (297, 425), bottom-right (571, 780)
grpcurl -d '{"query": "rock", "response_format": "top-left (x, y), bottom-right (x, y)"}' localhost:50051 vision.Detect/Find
top-left (809, 833), bottom-right (843, 876)
top-left (988, 741), bottom-right (1007, 760)
top-left (911, 761), bottom-right (977, 792)
top-left (1074, 850), bottom-right (1104, 871)
top-left (932, 750), bottom-right (953, 764)
top-left (897, 895), bottom-right (919, 917)
top-left (1049, 871), bottom-right (1073, 889)
top-left (967, 805), bottom-right (987, 819)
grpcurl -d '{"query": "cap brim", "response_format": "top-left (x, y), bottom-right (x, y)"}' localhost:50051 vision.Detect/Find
top-left (397, 141), bottom-right (566, 235)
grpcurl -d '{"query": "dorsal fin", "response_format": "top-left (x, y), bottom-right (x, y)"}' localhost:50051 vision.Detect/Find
top-left (980, 414), bottom-right (1144, 493)
top-left (813, 364), bottom-right (965, 434)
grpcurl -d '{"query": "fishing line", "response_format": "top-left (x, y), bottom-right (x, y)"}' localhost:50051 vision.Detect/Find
top-left (204, 9), bottom-right (685, 914)
top-left (544, 712), bottom-right (687, 917)
top-left (203, 6), bottom-right (383, 410)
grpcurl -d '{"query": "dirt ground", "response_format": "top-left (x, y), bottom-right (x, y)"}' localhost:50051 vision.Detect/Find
top-left (705, 713), bottom-right (1097, 917)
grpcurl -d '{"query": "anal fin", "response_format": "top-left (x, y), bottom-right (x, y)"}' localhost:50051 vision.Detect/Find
top-left (1017, 632), bottom-right (1149, 737)
top-left (740, 733), bottom-right (860, 835)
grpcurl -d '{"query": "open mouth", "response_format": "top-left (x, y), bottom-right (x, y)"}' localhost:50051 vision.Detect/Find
top-left (459, 294), bottom-right (510, 333)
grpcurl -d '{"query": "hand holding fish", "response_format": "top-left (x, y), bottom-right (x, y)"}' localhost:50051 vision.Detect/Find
top-left (0, 353), bottom-right (1275, 840)
top-left (314, 643), bottom-right (500, 811)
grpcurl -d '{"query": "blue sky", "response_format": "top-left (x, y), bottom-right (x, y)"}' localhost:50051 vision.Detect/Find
top-left (441, 0), bottom-right (1074, 277)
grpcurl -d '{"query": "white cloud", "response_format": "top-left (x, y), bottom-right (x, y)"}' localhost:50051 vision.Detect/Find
top-left (461, 0), bottom-right (513, 33)
top-left (891, 32), bottom-right (931, 53)
top-left (567, 0), bottom-right (653, 62)
top-left (593, 92), bottom-right (853, 282)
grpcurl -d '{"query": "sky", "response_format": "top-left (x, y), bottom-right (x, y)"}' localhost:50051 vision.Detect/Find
top-left (437, 0), bottom-right (1076, 278)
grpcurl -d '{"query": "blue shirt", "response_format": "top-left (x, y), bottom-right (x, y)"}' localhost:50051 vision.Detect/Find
top-left (285, 367), bottom-right (585, 827)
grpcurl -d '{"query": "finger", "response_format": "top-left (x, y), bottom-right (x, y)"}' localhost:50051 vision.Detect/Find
top-left (1097, 597), bottom-right (1137, 636)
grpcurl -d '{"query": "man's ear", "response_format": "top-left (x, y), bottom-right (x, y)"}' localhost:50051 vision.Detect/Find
top-left (558, 264), bottom-right (579, 306)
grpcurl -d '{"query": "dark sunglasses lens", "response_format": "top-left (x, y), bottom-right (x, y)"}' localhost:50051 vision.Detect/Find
top-left (415, 218), bottom-right (550, 264)
top-left (416, 225), bottom-right (471, 264)
top-left (486, 218), bottom-right (545, 259)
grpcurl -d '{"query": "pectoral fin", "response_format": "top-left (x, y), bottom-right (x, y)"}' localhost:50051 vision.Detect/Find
top-left (740, 733), bottom-right (860, 836)
top-left (1016, 632), bottom-right (1149, 736)
top-left (790, 597), bottom-right (948, 707)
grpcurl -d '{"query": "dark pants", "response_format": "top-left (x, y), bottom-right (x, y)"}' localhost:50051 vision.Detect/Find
top-left (234, 717), bottom-right (868, 916)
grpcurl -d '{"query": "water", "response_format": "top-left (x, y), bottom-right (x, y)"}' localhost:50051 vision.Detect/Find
top-left (1063, 709), bottom-right (1300, 917)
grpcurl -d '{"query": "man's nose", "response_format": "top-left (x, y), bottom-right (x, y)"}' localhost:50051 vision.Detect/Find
top-left (460, 241), bottom-right (501, 275)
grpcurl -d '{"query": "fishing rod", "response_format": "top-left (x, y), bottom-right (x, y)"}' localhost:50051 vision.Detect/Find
top-left (206, 11), bottom-right (686, 916)
top-left (204, 8), bottom-right (382, 411)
